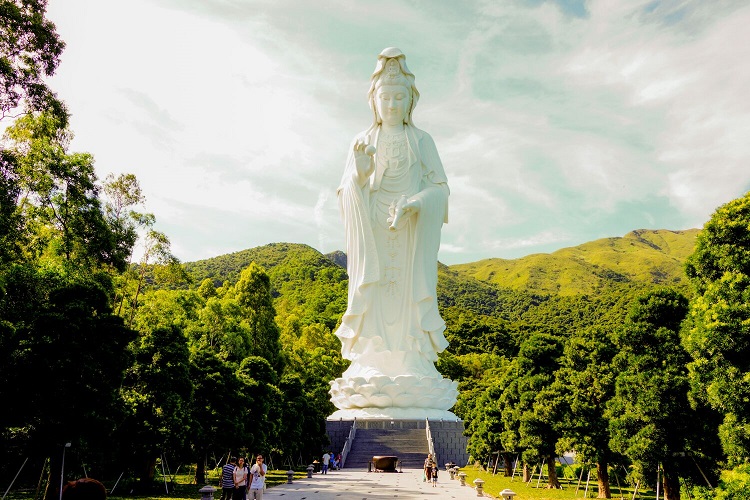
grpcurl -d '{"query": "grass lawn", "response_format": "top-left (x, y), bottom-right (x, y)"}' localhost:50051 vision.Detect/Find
top-left (458, 464), bottom-right (660, 500)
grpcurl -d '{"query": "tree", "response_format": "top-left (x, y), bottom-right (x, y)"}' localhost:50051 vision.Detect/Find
top-left (188, 348), bottom-right (249, 484)
top-left (607, 289), bottom-right (698, 500)
top-left (3, 112), bottom-right (133, 271)
top-left (0, 0), bottom-right (66, 122)
top-left (119, 325), bottom-right (193, 484)
top-left (552, 326), bottom-right (619, 498)
top-left (684, 192), bottom-right (750, 465)
top-left (517, 333), bottom-right (564, 489)
top-left (234, 263), bottom-right (283, 372)
top-left (484, 334), bottom-right (563, 486)
top-left (0, 264), bottom-right (136, 492)
top-left (273, 374), bottom-right (328, 465)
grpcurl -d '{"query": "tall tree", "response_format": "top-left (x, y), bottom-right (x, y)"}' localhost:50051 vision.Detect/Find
top-left (3, 112), bottom-right (132, 270)
top-left (234, 263), bottom-right (283, 372)
top-left (492, 334), bottom-right (563, 487)
top-left (188, 348), bottom-right (250, 484)
top-left (552, 326), bottom-right (618, 498)
top-left (119, 325), bottom-right (193, 484)
top-left (683, 192), bottom-right (750, 465)
top-left (0, 264), bottom-right (136, 493)
top-left (0, 0), bottom-right (66, 122)
top-left (607, 289), bottom-right (694, 500)
top-left (518, 333), bottom-right (564, 489)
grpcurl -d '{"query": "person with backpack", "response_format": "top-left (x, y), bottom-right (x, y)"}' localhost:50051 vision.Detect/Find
top-left (233, 457), bottom-right (249, 500)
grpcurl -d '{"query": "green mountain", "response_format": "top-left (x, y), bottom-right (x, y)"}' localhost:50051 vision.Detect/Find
top-left (450, 229), bottom-right (699, 296)
top-left (183, 242), bottom-right (349, 330)
top-left (176, 229), bottom-right (699, 333)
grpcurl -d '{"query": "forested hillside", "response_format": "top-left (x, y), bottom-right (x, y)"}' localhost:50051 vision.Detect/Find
top-left (451, 229), bottom-right (699, 296)
top-left (173, 230), bottom-right (694, 386)
top-left (182, 229), bottom-right (697, 313)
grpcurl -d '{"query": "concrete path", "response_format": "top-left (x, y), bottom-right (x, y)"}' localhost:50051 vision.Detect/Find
top-left (263, 468), bottom-right (491, 499)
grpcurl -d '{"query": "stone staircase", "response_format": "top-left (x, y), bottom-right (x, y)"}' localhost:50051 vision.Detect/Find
top-left (344, 428), bottom-right (429, 470)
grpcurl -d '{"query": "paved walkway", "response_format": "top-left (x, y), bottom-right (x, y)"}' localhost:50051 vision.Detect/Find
top-left (263, 468), bottom-right (491, 499)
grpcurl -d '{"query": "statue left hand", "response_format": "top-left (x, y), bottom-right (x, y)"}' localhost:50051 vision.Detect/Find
top-left (388, 196), bottom-right (420, 230)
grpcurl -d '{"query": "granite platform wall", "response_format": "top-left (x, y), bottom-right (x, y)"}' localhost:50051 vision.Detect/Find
top-left (325, 418), bottom-right (469, 466)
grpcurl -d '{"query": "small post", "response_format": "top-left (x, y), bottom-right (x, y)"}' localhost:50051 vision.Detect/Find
top-left (458, 472), bottom-right (467, 486)
top-left (198, 485), bottom-right (216, 500)
top-left (474, 478), bottom-right (485, 496)
top-left (453, 466), bottom-right (461, 479)
top-left (499, 488), bottom-right (517, 499)
top-left (286, 470), bottom-right (295, 484)
top-left (307, 465), bottom-right (314, 478)
top-left (448, 467), bottom-right (455, 480)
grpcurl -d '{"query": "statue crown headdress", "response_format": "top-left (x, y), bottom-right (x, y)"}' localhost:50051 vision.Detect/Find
top-left (367, 47), bottom-right (420, 125)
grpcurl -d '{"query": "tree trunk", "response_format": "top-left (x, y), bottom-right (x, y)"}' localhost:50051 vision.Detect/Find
top-left (546, 456), bottom-right (561, 489)
top-left (523, 463), bottom-right (531, 482)
top-left (662, 467), bottom-right (681, 500)
top-left (196, 458), bottom-right (206, 485)
top-left (503, 454), bottom-right (513, 477)
top-left (139, 456), bottom-right (157, 483)
top-left (596, 461), bottom-right (611, 498)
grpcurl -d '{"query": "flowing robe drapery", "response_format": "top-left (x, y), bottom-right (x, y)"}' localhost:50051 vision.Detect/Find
top-left (335, 124), bottom-right (449, 379)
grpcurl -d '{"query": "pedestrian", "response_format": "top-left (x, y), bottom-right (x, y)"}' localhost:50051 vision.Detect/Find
top-left (423, 454), bottom-right (433, 482)
top-left (248, 455), bottom-right (267, 500)
top-left (431, 463), bottom-right (438, 487)
top-left (321, 451), bottom-right (330, 474)
top-left (233, 457), bottom-right (248, 500)
top-left (220, 456), bottom-right (237, 500)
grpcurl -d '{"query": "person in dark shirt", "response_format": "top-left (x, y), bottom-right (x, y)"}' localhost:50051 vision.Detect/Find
top-left (220, 457), bottom-right (237, 500)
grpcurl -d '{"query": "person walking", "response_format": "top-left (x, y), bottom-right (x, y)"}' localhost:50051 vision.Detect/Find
top-left (423, 454), bottom-right (433, 482)
top-left (233, 457), bottom-right (248, 500)
top-left (220, 456), bottom-right (237, 500)
top-left (248, 455), bottom-right (267, 500)
top-left (321, 452), bottom-right (330, 474)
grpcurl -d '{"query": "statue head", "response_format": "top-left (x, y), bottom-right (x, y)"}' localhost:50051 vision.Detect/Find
top-left (368, 47), bottom-right (420, 126)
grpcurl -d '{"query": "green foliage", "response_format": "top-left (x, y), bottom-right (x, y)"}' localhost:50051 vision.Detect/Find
top-left (188, 347), bottom-right (251, 481)
top-left (0, 263), bottom-right (136, 471)
top-left (0, 0), bottom-right (67, 121)
top-left (552, 325), bottom-right (618, 470)
top-left (606, 288), bottom-right (708, 493)
top-left (692, 464), bottom-right (750, 500)
top-left (683, 191), bottom-right (750, 465)
top-left (119, 325), bottom-right (194, 481)
top-left (234, 263), bottom-right (283, 371)
top-left (2, 112), bottom-right (136, 271)
top-left (442, 306), bottom-right (515, 356)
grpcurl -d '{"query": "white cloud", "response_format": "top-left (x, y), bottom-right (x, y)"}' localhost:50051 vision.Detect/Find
top-left (43, 0), bottom-right (750, 265)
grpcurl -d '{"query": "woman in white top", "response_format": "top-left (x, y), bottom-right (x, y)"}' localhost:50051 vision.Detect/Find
top-left (232, 457), bottom-right (248, 500)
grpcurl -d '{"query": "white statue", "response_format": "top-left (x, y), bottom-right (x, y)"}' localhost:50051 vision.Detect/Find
top-left (329, 47), bottom-right (458, 420)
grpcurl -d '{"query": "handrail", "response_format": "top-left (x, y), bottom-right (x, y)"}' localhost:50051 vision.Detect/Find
top-left (340, 418), bottom-right (357, 468)
top-left (425, 419), bottom-right (437, 465)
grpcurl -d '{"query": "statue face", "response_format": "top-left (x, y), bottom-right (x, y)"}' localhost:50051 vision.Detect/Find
top-left (375, 84), bottom-right (411, 126)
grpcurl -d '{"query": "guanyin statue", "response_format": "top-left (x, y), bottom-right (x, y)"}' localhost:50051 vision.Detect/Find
top-left (330, 47), bottom-right (458, 420)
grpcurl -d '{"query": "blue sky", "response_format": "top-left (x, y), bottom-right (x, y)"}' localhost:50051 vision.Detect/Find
top-left (44, 0), bottom-right (750, 265)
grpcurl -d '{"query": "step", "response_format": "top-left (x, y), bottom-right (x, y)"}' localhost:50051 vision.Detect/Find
top-left (345, 428), bottom-right (429, 469)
